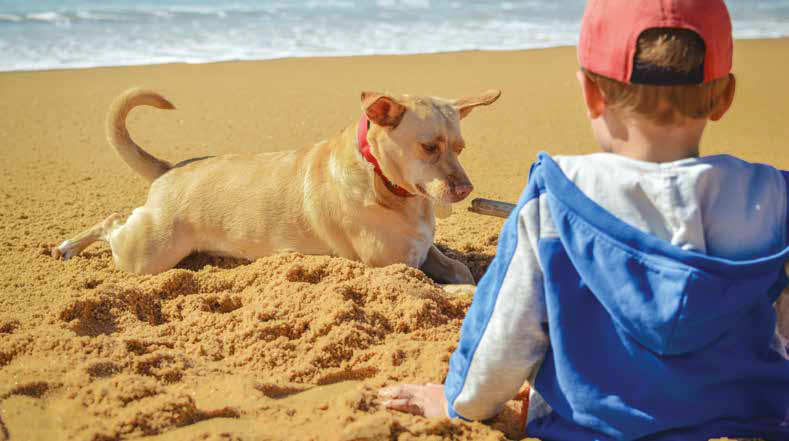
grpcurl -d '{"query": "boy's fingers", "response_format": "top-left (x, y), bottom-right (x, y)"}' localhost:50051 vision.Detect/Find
top-left (378, 386), bottom-right (401, 398)
top-left (382, 398), bottom-right (424, 416)
top-left (378, 385), bottom-right (413, 399)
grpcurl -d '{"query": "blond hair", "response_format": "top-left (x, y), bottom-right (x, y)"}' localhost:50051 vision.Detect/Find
top-left (585, 28), bottom-right (731, 125)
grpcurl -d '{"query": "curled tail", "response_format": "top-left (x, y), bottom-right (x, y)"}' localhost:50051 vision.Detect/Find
top-left (106, 87), bottom-right (175, 183)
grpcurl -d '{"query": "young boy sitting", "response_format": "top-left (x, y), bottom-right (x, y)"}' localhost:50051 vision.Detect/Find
top-left (379, 0), bottom-right (789, 439)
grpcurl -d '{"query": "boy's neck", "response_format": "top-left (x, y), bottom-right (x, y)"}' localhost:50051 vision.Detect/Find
top-left (601, 114), bottom-right (707, 163)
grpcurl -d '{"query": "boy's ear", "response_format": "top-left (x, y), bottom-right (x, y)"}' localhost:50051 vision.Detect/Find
top-left (709, 74), bottom-right (736, 122)
top-left (577, 70), bottom-right (606, 119)
top-left (361, 92), bottom-right (407, 128)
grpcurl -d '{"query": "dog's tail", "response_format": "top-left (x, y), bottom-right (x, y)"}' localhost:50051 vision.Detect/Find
top-left (106, 87), bottom-right (175, 183)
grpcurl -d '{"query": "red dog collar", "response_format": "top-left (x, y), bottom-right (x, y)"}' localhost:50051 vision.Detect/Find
top-left (356, 114), bottom-right (415, 198)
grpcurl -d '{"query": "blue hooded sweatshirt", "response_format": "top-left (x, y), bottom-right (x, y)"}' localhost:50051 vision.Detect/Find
top-left (445, 153), bottom-right (789, 441)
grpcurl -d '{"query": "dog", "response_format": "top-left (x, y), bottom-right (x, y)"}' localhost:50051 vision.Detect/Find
top-left (52, 87), bottom-right (500, 284)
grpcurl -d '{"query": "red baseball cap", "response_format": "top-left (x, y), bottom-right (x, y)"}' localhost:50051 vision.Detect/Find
top-left (578, 0), bottom-right (733, 85)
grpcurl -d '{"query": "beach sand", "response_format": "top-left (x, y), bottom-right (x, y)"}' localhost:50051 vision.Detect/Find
top-left (1, 39), bottom-right (787, 441)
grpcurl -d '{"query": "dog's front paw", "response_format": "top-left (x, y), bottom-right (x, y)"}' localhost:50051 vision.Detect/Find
top-left (51, 240), bottom-right (78, 260)
top-left (449, 260), bottom-right (475, 285)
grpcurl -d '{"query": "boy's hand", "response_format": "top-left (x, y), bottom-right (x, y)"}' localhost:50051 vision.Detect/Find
top-left (378, 383), bottom-right (449, 418)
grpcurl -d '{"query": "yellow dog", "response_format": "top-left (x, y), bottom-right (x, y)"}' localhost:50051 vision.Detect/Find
top-left (53, 87), bottom-right (499, 284)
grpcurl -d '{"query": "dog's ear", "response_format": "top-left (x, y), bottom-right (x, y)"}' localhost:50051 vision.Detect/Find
top-left (453, 89), bottom-right (501, 119)
top-left (361, 92), bottom-right (406, 128)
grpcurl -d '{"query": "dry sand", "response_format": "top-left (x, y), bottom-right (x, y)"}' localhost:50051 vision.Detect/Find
top-left (1, 39), bottom-right (788, 441)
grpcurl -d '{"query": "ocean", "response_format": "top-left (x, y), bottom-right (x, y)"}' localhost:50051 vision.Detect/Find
top-left (1, 0), bottom-right (788, 72)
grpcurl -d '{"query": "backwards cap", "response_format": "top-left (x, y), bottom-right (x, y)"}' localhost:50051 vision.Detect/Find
top-left (579, 0), bottom-right (733, 85)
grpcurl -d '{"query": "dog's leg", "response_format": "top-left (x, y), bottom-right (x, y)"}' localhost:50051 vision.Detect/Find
top-left (105, 208), bottom-right (192, 274)
top-left (54, 208), bottom-right (192, 274)
top-left (52, 213), bottom-right (124, 260)
top-left (421, 244), bottom-right (475, 285)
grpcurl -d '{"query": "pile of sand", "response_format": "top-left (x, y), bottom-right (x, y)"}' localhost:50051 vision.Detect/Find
top-left (1, 249), bottom-right (537, 441)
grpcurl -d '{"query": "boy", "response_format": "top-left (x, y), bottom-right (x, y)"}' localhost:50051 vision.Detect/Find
top-left (379, 0), bottom-right (789, 440)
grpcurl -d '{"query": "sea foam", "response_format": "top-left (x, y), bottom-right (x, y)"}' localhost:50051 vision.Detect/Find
top-left (0, 0), bottom-right (787, 72)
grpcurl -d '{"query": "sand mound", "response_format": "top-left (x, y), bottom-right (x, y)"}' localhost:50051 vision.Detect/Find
top-left (0, 251), bottom-right (531, 440)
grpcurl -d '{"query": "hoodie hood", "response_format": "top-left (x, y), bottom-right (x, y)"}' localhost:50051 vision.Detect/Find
top-left (537, 153), bottom-right (789, 355)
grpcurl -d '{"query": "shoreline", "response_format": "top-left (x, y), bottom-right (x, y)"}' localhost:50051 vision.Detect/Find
top-left (2, 36), bottom-right (788, 75)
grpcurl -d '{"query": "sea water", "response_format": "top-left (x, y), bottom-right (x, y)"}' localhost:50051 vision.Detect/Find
top-left (1, 0), bottom-right (788, 72)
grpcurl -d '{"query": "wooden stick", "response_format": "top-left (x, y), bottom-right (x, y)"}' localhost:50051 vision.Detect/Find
top-left (467, 198), bottom-right (515, 218)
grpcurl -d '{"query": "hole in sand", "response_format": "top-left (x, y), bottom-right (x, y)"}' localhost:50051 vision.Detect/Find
top-left (285, 264), bottom-right (328, 284)
top-left (0, 320), bottom-right (18, 334)
top-left (58, 295), bottom-right (119, 337)
top-left (133, 353), bottom-right (188, 383)
top-left (254, 382), bottom-right (312, 399)
top-left (125, 339), bottom-right (175, 356)
top-left (85, 361), bottom-right (121, 379)
top-left (122, 293), bottom-right (167, 326)
top-left (82, 279), bottom-right (102, 289)
top-left (315, 367), bottom-right (379, 386)
top-left (1, 381), bottom-right (49, 399)
top-left (200, 295), bottom-right (243, 314)
top-left (0, 351), bottom-right (13, 369)
top-left (176, 253), bottom-right (250, 272)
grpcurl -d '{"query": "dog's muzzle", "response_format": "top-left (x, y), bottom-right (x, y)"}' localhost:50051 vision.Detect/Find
top-left (450, 182), bottom-right (474, 202)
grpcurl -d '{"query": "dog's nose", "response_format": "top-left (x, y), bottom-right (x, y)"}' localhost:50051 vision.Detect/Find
top-left (452, 183), bottom-right (474, 200)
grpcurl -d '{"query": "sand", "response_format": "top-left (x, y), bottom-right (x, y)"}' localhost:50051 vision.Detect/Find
top-left (1, 39), bottom-right (788, 441)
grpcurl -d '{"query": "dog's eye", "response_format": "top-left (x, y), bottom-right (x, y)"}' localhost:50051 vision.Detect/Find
top-left (421, 143), bottom-right (438, 153)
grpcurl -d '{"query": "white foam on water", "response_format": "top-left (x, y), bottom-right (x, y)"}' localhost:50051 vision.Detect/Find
top-left (74, 10), bottom-right (120, 21)
top-left (0, 0), bottom-right (787, 72)
top-left (26, 11), bottom-right (68, 24)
